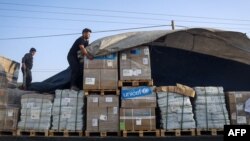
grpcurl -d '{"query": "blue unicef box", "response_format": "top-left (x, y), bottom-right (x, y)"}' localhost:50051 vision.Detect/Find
top-left (121, 86), bottom-right (156, 108)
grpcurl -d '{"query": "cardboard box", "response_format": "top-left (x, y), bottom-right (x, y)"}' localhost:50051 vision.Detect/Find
top-left (99, 95), bottom-right (119, 107)
top-left (86, 95), bottom-right (119, 132)
top-left (83, 69), bottom-right (118, 90)
top-left (119, 46), bottom-right (151, 80)
top-left (120, 108), bottom-right (156, 131)
top-left (0, 74), bottom-right (8, 88)
top-left (155, 84), bottom-right (195, 98)
top-left (84, 53), bottom-right (118, 69)
top-left (227, 91), bottom-right (250, 125)
top-left (99, 107), bottom-right (119, 132)
top-left (86, 105), bottom-right (99, 131)
top-left (0, 89), bottom-right (33, 106)
top-left (0, 106), bottom-right (19, 130)
top-left (100, 69), bottom-right (118, 89)
top-left (121, 87), bottom-right (156, 108)
top-left (83, 69), bottom-right (100, 90)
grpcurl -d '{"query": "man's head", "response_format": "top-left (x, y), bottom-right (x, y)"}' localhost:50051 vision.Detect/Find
top-left (29, 47), bottom-right (36, 56)
top-left (82, 28), bottom-right (92, 40)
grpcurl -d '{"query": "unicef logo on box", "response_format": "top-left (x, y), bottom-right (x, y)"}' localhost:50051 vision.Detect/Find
top-left (121, 86), bottom-right (153, 99)
top-left (141, 87), bottom-right (150, 94)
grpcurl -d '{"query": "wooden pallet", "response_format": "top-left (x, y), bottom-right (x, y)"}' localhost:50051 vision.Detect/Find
top-left (160, 129), bottom-right (196, 136)
top-left (84, 89), bottom-right (120, 95)
top-left (121, 130), bottom-right (160, 137)
top-left (48, 130), bottom-right (83, 137)
top-left (0, 130), bottom-right (17, 136)
top-left (85, 131), bottom-right (120, 137)
top-left (196, 128), bottom-right (224, 136)
top-left (118, 80), bottom-right (153, 87)
top-left (16, 129), bottom-right (49, 136)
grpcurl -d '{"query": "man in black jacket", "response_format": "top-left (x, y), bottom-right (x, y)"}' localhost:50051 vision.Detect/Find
top-left (67, 28), bottom-right (92, 91)
top-left (21, 47), bottom-right (36, 89)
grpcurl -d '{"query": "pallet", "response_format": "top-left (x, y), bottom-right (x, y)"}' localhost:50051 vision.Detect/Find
top-left (160, 129), bottom-right (196, 136)
top-left (121, 130), bottom-right (160, 137)
top-left (48, 130), bottom-right (83, 137)
top-left (85, 131), bottom-right (120, 137)
top-left (84, 89), bottom-right (120, 95)
top-left (16, 129), bottom-right (49, 136)
top-left (196, 128), bottom-right (224, 136)
top-left (118, 80), bottom-right (153, 87)
top-left (0, 130), bottom-right (17, 136)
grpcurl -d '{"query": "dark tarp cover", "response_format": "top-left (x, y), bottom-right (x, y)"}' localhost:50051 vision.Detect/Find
top-left (28, 28), bottom-right (250, 92)
top-left (28, 67), bottom-right (71, 93)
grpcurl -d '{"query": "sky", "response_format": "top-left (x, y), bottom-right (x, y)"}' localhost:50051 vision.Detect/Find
top-left (0, 0), bottom-right (249, 82)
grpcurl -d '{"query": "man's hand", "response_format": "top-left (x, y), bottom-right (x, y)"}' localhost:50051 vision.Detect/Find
top-left (86, 53), bottom-right (94, 60)
top-left (79, 45), bottom-right (94, 60)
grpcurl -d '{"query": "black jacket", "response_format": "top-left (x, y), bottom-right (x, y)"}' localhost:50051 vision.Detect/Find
top-left (22, 53), bottom-right (33, 69)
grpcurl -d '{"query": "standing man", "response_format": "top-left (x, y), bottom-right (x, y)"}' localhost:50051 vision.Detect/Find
top-left (21, 47), bottom-right (36, 90)
top-left (67, 28), bottom-right (92, 91)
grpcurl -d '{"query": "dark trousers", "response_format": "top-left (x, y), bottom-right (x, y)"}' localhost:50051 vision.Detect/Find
top-left (67, 55), bottom-right (83, 88)
top-left (21, 67), bottom-right (32, 88)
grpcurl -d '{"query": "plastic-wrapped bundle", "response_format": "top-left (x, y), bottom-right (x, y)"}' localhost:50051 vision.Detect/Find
top-left (157, 91), bottom-right (196, 130)
top-left (194, 87), bottom-right (230, 129)
top-left (18, 94), bottom-right (53, 131)
top-left (52, 90), bottom-right (84, 131)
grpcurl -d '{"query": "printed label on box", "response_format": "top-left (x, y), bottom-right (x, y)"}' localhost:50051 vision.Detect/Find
top-left (7, 110), bottom-right (14, 117)
top-left (62, 107), bottom-right (72, 119)
top-left (231, 113), bottom-right (236, 120)
top-left (132, 69), bottom-right (138, 76)
top-left (120, 122), bottom-right (125, 130)
top-left (123, 69), bottom-right (133, 76)
top-left (93, 97), bottom-right (98, 103)
top-left (85, 78), bottom-right (95, 85)
top-left (31, 107), bottom-right (40, 120)
top-left (26, 102), bottom-right (34, 108)
top-left (100, 115), bottom-right (107, 121)
top-left (113, 107), bottom-right (118, 114)
top-left (136, 69), bottom-right (142, 75)
top-left (237, 116), bottom-right (247, 124)
top-left (143, 58), bottom-right (149, 65)
top-left (92, 119), bottom-right (98, 127)
top-left (144, 48), bottom-right (149, 55)
top-left (121, 53), bottom-right (127, 60)
top-left (63, 98), bottom-right (71, 104)
top-left (105, 97), bottom-right (113, 102)
top-left (244, 98), bottom-right (250, 113)
top-left (136, 118), bottom-right (142, 125)
top-left (235, 94), bottom-right (242, 98)
top-left (236, 104), bottom-right (244, 111)
top-left (107, 60), bottom-right (113, 67)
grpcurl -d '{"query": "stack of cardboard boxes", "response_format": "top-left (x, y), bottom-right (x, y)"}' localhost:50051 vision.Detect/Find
top-left (0, 56), bottom-right (20, 88)
top-left (120, 87), bottom-right (156, 131)
top-left (119, 46), bottom-right (156, 131)
top-left (227, 91), bottom-right (250, 125)
top-left (194, 87), bottom-right (230, 129)
top-left (119, 46), bottom-right (151, 80)
top-left (84, 53), bottom-right (120, 132)
top-left (86, 95), bottom-right (119, 132)
top-left (83, 53), bottom-right (118, 90)
top-left (0, 89), bottom-right (32, 131)
top-left (52, 90), bottom-right (84, 131)
top-left (18, 94), bottom-right (53, 131)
